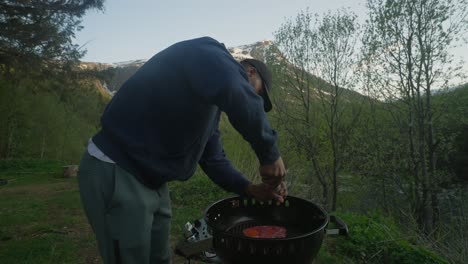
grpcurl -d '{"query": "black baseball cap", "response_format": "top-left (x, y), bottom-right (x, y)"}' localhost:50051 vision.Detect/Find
top-left (241, 58), bottom-right (273, 112)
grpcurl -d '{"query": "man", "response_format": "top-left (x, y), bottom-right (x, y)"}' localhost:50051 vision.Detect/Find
top-left (78, 36), bottom-right (286, 264)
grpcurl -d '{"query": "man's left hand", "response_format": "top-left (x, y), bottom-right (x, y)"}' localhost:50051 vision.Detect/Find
top-left (245, 181), bottom-right (288, 203)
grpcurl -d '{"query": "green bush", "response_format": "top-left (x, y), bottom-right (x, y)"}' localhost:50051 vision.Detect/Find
top-left (330, 212), bottom-right (449, 264)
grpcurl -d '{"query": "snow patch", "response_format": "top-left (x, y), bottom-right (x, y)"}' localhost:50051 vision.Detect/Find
top-left (111, 59), bottom-right (147, 68)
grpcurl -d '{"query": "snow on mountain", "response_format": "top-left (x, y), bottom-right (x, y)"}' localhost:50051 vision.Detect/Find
top-left (81, 39), bottom-right (275, 69)
top-left (228, 40), bottom-right (274, 61)
top-left (80, 40), bottom-right (277, 93)
top-left (78, 61), bottom-right (113, 70)
top-left (110, 59), bottom-right (147, 68)
top-left (78, 59), bottom-right (146, 71)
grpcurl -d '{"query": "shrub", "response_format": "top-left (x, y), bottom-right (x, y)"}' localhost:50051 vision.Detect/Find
top-left (325, 212), bottom-right (449, 264)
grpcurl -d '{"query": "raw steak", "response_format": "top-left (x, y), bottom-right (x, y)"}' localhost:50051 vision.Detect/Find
top-left (242, 225), bottom-right (287, 238)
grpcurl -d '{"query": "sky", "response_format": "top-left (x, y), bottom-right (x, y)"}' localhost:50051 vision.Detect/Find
top-left (75, 0), bottom-right (466, 75)
top-left (75, 0), bottom-right (368, 63)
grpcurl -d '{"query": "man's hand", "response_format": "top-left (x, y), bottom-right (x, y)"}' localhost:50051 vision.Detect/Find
top-left (260, 157), bottom-right (286, 187)
top-left (245, 182), bottom-right (288, 203)
top-left (275, 181), bottom-right (288, 199)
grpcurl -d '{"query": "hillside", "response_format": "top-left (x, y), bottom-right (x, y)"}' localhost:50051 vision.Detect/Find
top-left (80, 40), bottom-right (276, 92)
top-left (433, 83), bottom-right (468, 180)
top-left (0, 76), bottom-right (110, 162)
top-left (82, 39), bottom-right (367, 106)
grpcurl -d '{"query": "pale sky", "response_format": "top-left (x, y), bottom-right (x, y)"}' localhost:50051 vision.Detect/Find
top-left (75, 0), bottom-right (368, 63)
top-left (75, 0), bottom-right (466, 75)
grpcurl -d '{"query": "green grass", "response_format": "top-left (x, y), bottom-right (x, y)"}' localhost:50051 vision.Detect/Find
top-left (0, 160), bottom-right (227, 264)
top-left (0, 160), bottom-right (450, 264)
top-left (0, 160), bottom-right (98, 264)
top-left (169, 173), bottom-right (228, 237)
top-left (327, 212), bottom-right (449, 264)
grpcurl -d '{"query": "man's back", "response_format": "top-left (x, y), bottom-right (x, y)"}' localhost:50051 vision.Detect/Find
top-left (93, 37), bottom-right (273, 189)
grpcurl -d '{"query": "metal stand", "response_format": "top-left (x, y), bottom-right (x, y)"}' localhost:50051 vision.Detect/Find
top-left (175, 218), bottom-right (222, 263)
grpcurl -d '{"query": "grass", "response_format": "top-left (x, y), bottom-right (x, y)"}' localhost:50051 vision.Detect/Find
top-left (0, 160), bottom-right (449, 264)
top-left (0, 160), bottom-right (228, 264)
top-left (0, 160), bottom-right (99, 264)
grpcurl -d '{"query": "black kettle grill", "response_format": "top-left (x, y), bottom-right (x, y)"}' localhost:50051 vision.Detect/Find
top-left (204, 196), bottom-right (348, 264)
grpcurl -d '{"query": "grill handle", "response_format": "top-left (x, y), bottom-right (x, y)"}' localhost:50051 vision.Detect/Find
top-left (325, 215), bottom-right (348, 236)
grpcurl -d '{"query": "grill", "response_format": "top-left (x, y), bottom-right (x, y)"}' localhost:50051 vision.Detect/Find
top-left (175, 195), bottom-right (348, 263)
top-left (205, 196), bottom-right (347, 264)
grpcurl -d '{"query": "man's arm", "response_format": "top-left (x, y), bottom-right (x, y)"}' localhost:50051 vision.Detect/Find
top-left (215, 68), bottom-right (286, 186)
top-left (182, 41), bottom-right (285, 184)
top-left (183, 43), bottom-right (280, 165)
top-left (217, 76), bottom-right (280, 166)
top-left (199, 129), bottom-right (287, 202)
top-left (199, 129), bottom-right (250, 195)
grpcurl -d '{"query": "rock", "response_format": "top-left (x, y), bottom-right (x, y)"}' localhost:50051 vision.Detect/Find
top-left (62, 165), bottom-right (79, 178)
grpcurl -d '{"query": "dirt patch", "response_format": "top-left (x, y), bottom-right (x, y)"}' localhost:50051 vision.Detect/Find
top-left (0, 181), bottom-right (76, 198)
top-left (80, 246), bottom-right (102, 264)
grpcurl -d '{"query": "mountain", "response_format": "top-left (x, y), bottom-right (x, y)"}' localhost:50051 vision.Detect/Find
top-left (228, 40), bottom-right (274, 61)
top-left (80, 40), bottom-right (275, 93)
top-left (79, 39), bottom-right (365, 105)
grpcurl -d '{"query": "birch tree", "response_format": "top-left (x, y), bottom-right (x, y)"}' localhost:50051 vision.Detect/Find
top-left (363, 0), bottom-right (468, 232)
top-left (273, 9), bottom-right (362, 210)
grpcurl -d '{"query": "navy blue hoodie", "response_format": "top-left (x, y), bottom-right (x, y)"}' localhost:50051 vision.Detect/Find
top-left (93, 37), bottom-right (280, 194)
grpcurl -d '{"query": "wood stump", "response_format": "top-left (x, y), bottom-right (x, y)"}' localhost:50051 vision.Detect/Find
top-left (62, 165), bottom-right (79, 178)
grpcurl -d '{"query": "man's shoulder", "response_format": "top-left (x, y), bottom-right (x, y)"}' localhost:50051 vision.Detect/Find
top-left (185, 36), bottom-right (221, 45)
top-left (174, 36), bottom-right (224, 52)
top-left (177, 38), bottom-right (239, 76)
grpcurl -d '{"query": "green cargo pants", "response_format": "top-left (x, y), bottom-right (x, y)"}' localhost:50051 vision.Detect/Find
top-left (78, 151), bottom-right (172, 264)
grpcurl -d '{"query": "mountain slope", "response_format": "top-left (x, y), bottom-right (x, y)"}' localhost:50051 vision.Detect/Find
top-left (80, 40), bottom-right (274, 92)
top-left (80, 40), bottom-right (367, 104)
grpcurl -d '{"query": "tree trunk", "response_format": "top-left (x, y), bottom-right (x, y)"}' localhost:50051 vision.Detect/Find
top-left (6, 124), bottom-right (15, 159)
top-left (40, 133), bottom-right (46, 159)
top-left (332, 161), bottom-right (338, 211)
top-left (426, 81), bottom-right (439, 231)
top-left (310, 157), bottom-right (329, 208)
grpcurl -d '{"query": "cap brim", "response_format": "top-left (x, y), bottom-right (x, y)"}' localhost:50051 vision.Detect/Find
top-left (261, 83), bottom-right (272, 112)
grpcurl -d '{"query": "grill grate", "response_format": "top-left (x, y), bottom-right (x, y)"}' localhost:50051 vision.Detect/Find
top-left (226, 220), bottom-right (258, 236)
top-left (205, 196), bottom-right (329, 264)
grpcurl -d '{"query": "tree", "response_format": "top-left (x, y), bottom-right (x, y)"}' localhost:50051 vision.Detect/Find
top-left (312, 10), bottom-right (362, 211)
top-left (363, 0), bottom-right (468, 232)
top-left (272, 9), bottom-right (362, 210)
top-left (0, 0), bottom-right (105, 78)
top-left (0, 0), bottom-right (106, 160)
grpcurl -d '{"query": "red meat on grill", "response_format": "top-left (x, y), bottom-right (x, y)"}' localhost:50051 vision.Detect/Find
top-left (242, 225), bottom-right (287, 238)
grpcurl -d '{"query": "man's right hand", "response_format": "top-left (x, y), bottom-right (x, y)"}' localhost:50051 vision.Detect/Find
top-left (260, 156), bottom-right (286, 187)
top-left (245, 182), bottom-right (287, 203)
